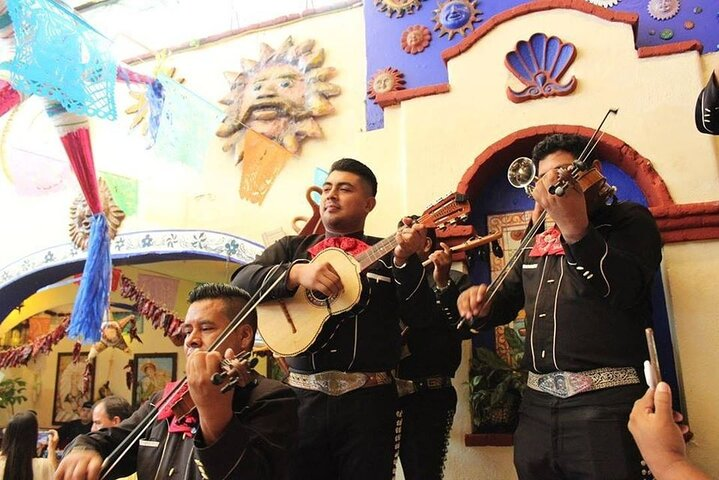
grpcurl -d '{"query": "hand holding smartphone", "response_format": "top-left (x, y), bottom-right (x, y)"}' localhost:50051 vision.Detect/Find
top-left (644, 328), bottom-right (661, 389)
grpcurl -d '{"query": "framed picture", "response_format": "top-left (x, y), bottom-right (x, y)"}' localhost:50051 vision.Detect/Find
top-left (52, 352), bottom-right (94, 424)
top-left (132, 353), bottom-right (177, 407)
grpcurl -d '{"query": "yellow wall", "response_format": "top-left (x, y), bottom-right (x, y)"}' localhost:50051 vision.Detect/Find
top-left (1, 5), bottom-right (718, 479)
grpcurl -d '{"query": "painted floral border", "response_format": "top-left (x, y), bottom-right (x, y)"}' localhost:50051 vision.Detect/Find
top-left (0, 229), bottom-right (264, 290)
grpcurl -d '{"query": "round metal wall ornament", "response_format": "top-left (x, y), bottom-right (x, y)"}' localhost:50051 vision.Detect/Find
top-left (648, 0), bottom-right (680, 20)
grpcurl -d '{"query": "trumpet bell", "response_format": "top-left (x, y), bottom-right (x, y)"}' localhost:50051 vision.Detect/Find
top-left (507, 156), bottom-right (537, 189)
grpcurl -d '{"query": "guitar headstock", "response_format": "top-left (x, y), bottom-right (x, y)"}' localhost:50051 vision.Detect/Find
top-left (419, 192), bottom-right (470, 230)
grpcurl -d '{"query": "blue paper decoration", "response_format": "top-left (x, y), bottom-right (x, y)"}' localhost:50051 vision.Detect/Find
top-left (2, 0), bottom-right (117, 119)
top-left (153, 75), bottom-right (224, 170)
top-left (68, 213), bottom-right (111, 344)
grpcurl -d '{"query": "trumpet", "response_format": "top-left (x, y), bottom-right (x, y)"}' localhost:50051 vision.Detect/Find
top-left (507, 156), bottom-right (539, 196)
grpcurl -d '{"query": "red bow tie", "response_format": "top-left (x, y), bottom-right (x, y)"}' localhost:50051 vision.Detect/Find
top-left (157, 381), bottom-right (198, 437)
top-left (307, 236), bottom-right (371, 258)
top-left (529, 226), bottom-right (565, 257)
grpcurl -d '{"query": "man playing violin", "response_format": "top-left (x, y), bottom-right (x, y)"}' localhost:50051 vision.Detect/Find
top-left (232, 158), bottom-right (434, 480)
top-left (55, 283), bottom-right (299, 480)
top-left (458, 134), bottom-right (662, 480)
top-left (695, 64), bottom-right (719, 134)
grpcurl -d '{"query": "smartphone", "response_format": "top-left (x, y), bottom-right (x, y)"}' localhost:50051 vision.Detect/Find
top-left (37, 429), bottom-right (50, 447)
top-left (644, 328), bottom-right (662, 388)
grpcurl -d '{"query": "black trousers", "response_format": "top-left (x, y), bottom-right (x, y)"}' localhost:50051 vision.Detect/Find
top-left (514, 384), bottom-right (651, 480)
top-left (399, 387), bottom-right (457, 480)
top-left (288, 384), bottom-right (399, 480)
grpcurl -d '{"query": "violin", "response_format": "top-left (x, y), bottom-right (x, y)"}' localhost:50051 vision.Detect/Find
top-left (167, 350), bottom-right (259, 425)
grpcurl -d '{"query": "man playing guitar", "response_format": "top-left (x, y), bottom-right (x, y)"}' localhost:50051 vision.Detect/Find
top-left (232, 158), bottom-right (434, 480)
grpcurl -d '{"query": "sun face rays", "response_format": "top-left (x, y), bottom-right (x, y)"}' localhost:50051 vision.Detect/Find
top-left (432, 0), bottom-right (482, 40)
top-left (216, 36), bottom-right (341, 159)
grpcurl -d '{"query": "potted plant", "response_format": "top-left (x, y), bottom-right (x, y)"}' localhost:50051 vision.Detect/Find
top-left (0, 377), bottom-right (28, 415)
top-left (468, 327), bottom-right (526, 438)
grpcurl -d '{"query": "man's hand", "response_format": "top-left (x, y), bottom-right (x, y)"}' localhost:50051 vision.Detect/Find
top-left (429, 242), bottom-right (452, 288)
top-left (55, 449), bottom-right (104, 480)
top-left (394, 218), bottom-right (427, 266)
top-left (457, 284), bottom-right (491, 321)
top-left (628, 383), bottom-right (701, 480)
top-left (187, 349), bottom-right (235, 446)
top-left (532, 167), bottom-right (589, 244)
top-left (287, 262), bottom-right (342, 297)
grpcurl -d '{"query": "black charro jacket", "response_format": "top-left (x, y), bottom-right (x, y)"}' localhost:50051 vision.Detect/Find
top-left (69, 376), bottom-right (298, 480)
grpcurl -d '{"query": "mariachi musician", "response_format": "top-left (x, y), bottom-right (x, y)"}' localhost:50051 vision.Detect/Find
top-left (232, 158), bottom-right (434, 480)
top-left (695, 64), bottom-right (719, 135)
top-left (458, 134), bottom-right (662, 480)
top-left (56, 284), bottom-right (298, 480)
top-left (395, 225), bottom-right (473, 480)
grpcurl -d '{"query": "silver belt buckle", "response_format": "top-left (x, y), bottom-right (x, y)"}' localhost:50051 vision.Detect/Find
top-left (309, 371), bottom-right (368, 396)
top-left (536, 371), bottom-right (593, 398)
top-left (395, 378), bottom-right (417, 397)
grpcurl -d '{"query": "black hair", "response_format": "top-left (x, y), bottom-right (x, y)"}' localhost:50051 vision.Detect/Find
top-left (187, 283), bottom-right (257, 332)
top-left (94, 396), bottom-right (133, 423)
top-left (1, 411), bottom-right (37, 480)
top-left (329, 158), bottom-right (378, 196)
top-left (531, 134), bottom-right (589, 164)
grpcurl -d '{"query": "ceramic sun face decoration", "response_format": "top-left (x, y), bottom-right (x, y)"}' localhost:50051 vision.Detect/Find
top-left (433, 0), bottom-right (482, 40)
top-left (216, 37), bottom-right (341, 160)
top-left (68, 177), bottom-right (125, 250)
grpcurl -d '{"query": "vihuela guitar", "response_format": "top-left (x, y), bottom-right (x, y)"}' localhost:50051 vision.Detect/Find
top-left (257, 192), bottom-right (472, 357)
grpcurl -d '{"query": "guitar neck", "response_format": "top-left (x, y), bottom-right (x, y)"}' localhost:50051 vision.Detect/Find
top-left (356, 235), bottom-right (397, 270)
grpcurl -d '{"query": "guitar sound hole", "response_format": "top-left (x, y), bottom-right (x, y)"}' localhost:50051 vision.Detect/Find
top-left (305, 289), bottom-right (337, 307)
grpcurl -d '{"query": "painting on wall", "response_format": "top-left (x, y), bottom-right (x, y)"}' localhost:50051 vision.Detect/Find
top-left (131, 353), bottom-right (177, 407)
top-left (52, 352), bottom-right (94, 424)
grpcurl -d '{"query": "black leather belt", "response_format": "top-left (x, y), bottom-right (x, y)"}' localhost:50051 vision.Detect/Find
top-left (396, 375), bottom-right (453, 397)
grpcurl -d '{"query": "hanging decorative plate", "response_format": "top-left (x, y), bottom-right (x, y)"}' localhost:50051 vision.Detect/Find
top-left (374, 0), bottom-right (424, 18)
top-left (401, 25), bottom-right (432, 54)
top-left (505, 33), bottom-right (578, 103)
top-left (367, 67), bottom-right (406, 103)
top-left (648, 0), bottom-right (680, 20)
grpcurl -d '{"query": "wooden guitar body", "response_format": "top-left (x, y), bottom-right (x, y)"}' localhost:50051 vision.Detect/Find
top-left (257, 248), bottom-right (363, 357)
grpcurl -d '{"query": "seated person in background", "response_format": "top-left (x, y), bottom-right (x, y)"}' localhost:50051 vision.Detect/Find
top-left (0, 411), bottom-right (59, 480)
top-left (628, 382), bottom-right (711, 480)
top-left (91, 396), bottom-right (133, 432)
top-left (57, 401), bottom-right (92, 449)
top-left (396, 225), bottom-right (471, 480)
top-left (695, 64), bottom-right (719, 134)
top-left (56, 283), bottom-right (299, 480)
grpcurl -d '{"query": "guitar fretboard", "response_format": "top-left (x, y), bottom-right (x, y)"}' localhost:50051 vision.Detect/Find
top-left (356, 235), bottom-right (398, 270)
